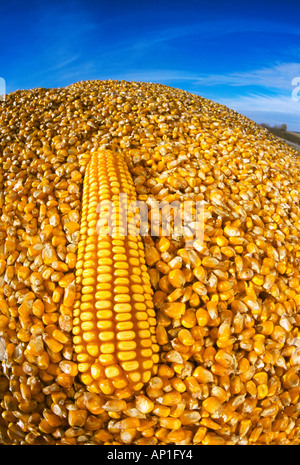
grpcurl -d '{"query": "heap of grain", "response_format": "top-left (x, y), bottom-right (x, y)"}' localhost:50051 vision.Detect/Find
top-left (1, 80), bottom-right (300, 445)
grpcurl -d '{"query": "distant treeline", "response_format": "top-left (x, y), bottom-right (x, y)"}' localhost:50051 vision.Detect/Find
top-left (260, 123), bottom-right (300, 150)
top-left (261, 123), bottom-right (287, 131)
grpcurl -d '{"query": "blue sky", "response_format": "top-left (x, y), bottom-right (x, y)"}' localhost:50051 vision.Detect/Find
top-left (1, 0), bottom-right (300, 130)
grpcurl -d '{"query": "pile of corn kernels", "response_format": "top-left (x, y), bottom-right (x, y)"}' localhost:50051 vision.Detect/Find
top-left (1, 80), bottom-right (300, 445)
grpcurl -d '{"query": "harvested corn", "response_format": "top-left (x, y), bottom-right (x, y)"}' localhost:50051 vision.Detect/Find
top-left (72, 148), bottom-right (159, 396)
top-left (0, 80), bottom-right (300, 445)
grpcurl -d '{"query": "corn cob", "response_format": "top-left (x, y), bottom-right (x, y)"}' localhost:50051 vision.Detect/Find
top-left (73, 150), bottom-right (159, 397)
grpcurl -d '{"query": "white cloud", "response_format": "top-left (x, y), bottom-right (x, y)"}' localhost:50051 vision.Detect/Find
top-left (108, 62), bottom-right (300, 93)
top-left (219, 93), bottom-right (300, 115)
top-left (196, 63), bottom-right (300, 90)
top-left (215, 93), bottom-right (300, 130)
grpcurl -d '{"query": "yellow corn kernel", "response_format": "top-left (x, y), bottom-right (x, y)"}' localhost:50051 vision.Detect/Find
top-left (43, 334), bottom-right (63, 353)
top-left (156, 237), bottom-right (170, 253)
top-left (202, 397), bottom-right (223, 415)
top-left (195, 308), bottom-right (209, 326)
top-left (159, 417), bottom-right (181, 430)
top-left (181, 308), bottom-right (197, 328)
top-left (193, 366), bottom-right (214, 383)
top-left (161, 302), bottom-right (186, 319)
top-left (193, 426), bottom-right (207, 444)
top-left (202, 256), bottom-right (219, 268)
top-left (215, 349), bottom-right (234, 368)
top-left (156, 324), bottom-right (169, 345)
top-left (177, 328), bottom-right (195, 347)
top-left (168, 269), bottom-right (186, 288)
top-left (257, 384), bottom-right (268, 399)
